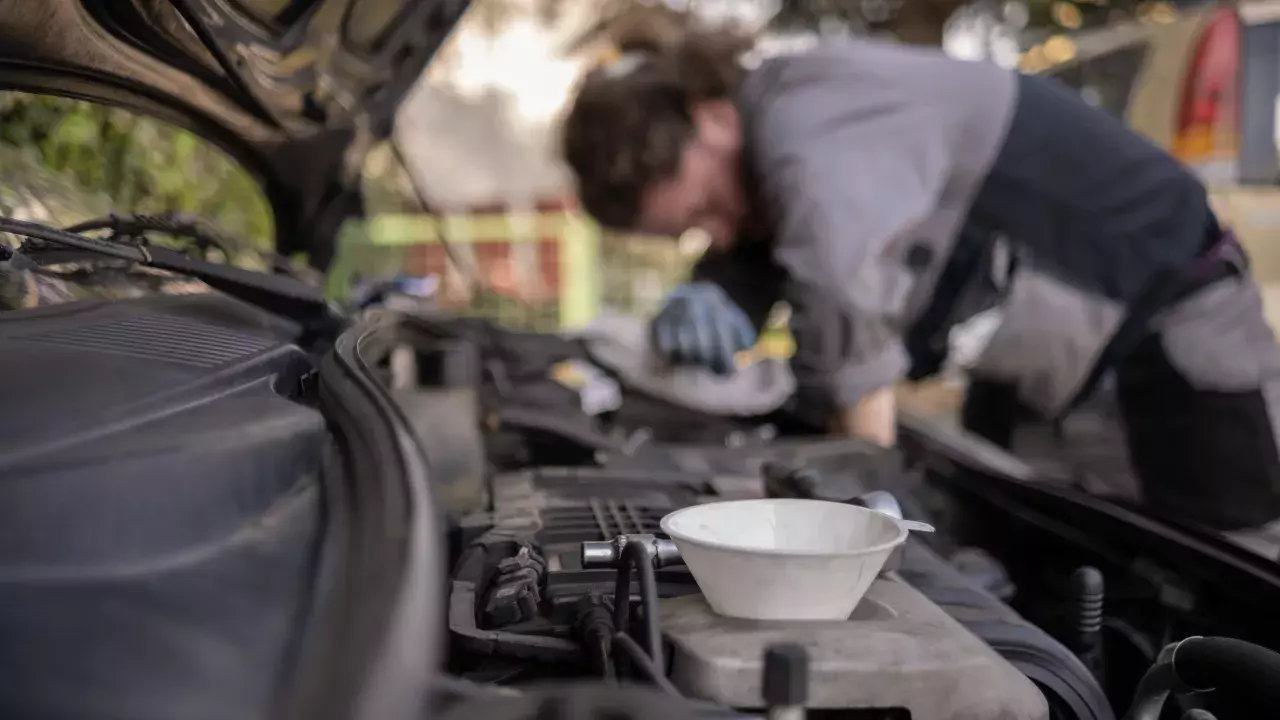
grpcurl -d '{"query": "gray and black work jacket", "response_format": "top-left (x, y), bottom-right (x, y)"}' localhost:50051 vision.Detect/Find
top-left (718, 39), bottom-right (1213, 418)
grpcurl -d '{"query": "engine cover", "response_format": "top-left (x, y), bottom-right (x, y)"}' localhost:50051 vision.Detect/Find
top-left (661, 576), bottom-right (1049, 719)
top-left (0, 293), bottom-right (326, 719)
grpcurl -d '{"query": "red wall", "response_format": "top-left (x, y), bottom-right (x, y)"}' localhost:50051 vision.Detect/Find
top-left (403, 197), bottom-right (575, 307)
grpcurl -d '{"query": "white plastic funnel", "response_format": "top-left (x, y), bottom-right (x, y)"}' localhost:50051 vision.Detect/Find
top-left (660, 499), bottom-right (916, 621)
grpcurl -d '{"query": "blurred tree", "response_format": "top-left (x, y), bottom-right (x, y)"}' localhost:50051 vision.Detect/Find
top-left (770, 0), bottom-right (967, 45)
top-left (888, 0), bottom-right (969, 44)
top-left (769, 0), bottom-right (862, 32)
top-left (561, 0), bottom-right (697, 57)
top-left (0, 92), bottom-right (274, 260)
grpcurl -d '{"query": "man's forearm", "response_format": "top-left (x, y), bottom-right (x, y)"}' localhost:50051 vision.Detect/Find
top-left (832, 387), bottom-right (897, 447)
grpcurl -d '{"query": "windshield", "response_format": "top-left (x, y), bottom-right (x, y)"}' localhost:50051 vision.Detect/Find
top-left (0, 92), bottom-right (272, 246)
top-left (0, 92), bottom-right (276, 309)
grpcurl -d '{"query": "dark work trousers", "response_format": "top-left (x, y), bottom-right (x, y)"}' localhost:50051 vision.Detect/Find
top-left (962, 300), bottom-right (1280, 532)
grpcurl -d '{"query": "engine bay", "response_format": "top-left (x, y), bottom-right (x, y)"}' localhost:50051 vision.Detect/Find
top-left (445, 448), bottom-right (1108, 720)
top-left (4, 234), bottom-right (1280, 720)
top-left (416, 312), bottom-right (1280, 720)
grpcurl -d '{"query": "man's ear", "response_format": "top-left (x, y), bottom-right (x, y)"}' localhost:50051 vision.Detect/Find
top-left (690, 99), bottom-right (741, 149)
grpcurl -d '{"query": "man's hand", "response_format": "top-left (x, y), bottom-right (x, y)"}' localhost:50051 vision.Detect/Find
top-left (651, 282), bottom-right (758, 375)
top-left (832, 387), bottom-right (898, 447)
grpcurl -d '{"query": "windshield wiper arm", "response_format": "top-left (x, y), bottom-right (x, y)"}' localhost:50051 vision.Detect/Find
top-left (2, 216), bottom-right (144, 262)
top-left (65, 213), bottom-right (236, 259)
top-left (0, 215), bottom-right (337, 327)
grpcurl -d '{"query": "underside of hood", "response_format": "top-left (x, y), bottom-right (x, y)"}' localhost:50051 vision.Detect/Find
top-left (0, 0), bottom-right (470, 265)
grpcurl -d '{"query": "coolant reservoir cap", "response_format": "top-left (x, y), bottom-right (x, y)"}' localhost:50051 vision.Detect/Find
top-left (763, 643), bottom-right (809, 706)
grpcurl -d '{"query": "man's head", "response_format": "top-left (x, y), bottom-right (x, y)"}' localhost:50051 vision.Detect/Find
top-left (561, 33), bottom-right (751, 250)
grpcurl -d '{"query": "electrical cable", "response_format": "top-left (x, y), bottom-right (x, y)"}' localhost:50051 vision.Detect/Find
top-left (595, 637), bottom-right (616, 682)
top-left (571, 594), bottom-right (618, 682)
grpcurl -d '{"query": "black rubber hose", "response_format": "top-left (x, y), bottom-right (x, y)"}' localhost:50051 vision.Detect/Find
top-left (1125, 637), bottom-right (1280, 720)
top-left (612, 541), bottom-right (665, 678)
top-left (1173, 637), bottom-right (1280, 706)
top-left (572, 595), bottom-right (616, 681)
top-left (613, 632), bottom-right (680, 696)
top-left (627, 541), bottom-right (665, 677)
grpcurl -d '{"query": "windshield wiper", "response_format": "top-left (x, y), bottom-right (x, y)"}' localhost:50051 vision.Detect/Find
top-left (64, 212), bottom-right (325, 288)
top-left (0, 215), bottom-right (337, 328)
top-left (65, 213), bottom-right (237, 260)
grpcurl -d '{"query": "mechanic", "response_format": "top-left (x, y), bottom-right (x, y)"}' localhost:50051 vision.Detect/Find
top-left (559, 33), bottom-right (1280, 534)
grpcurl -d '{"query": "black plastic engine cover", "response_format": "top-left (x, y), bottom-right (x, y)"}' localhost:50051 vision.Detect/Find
top-left (604, 436), bottom-right (909, 502)
top-left (0, 294), bottom-right (327, 720)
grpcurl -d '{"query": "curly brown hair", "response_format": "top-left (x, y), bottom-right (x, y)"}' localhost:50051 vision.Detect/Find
top-left (561, 31), bottom-right (752, 230)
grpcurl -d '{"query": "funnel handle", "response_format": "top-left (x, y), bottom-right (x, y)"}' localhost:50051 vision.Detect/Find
top-left (900, 519), bottom-right (935, 533)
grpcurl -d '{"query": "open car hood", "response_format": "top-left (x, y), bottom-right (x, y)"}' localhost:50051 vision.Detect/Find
top-left (0, 0), bottom-right (471, 264)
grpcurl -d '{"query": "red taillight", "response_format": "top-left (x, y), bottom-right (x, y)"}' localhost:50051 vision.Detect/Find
top-left (1174, 8), bottom-right (1241, 162)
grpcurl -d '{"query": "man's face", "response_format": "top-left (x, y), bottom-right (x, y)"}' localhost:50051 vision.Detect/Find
top-left (636, 100), bottom-right (746, 250)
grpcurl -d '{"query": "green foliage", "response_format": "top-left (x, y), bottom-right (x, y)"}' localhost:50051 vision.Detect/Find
top-left (599, 231), bottom-right (691, 316)
top-left (465, 287), bottom-right (559, 331)
top-left (770, 0), bottom-right (866, 31)
top-left (361, 141), bottom-right (421, 216)
top-left (0, 92), bottom-right (274, 256)
top-left (322, 141), bottom-right (418, 300)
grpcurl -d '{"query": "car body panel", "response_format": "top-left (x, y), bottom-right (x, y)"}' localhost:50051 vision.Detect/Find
top-left (1042, 4), bottom-right (1280, 329)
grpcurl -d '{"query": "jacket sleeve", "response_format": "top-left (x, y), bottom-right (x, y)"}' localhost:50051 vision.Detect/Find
top-left (742, 56), bottom-right (953, 405)
top-left (784, 280), bottom-right (850, 428)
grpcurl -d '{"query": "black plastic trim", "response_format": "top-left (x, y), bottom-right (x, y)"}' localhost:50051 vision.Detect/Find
top-left (282, 319), bottom-right (444, 720)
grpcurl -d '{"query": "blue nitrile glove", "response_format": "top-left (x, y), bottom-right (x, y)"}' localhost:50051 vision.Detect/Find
top-left (351, 275), bottom-right (439, 309)
top-left (650, 282), bottom-right (757, 375)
